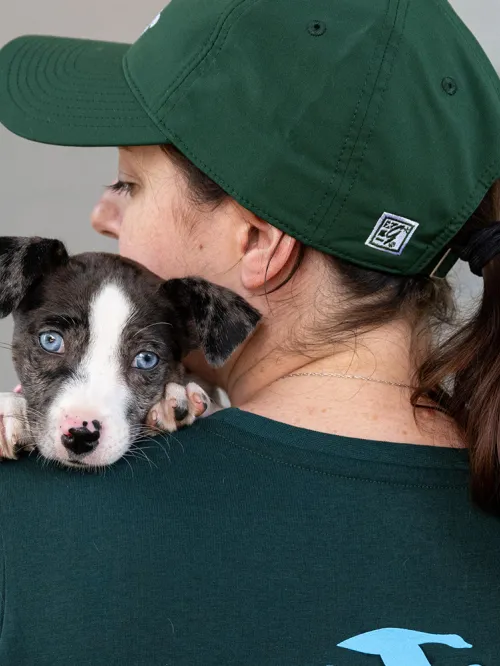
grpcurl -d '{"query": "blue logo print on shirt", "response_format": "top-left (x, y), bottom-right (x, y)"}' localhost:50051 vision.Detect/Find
top-left (336, 628), bottom-right (481, 665)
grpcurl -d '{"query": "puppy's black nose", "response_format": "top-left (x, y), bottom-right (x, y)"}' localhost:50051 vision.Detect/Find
top-left (61, 421), bottom-right (101, 455)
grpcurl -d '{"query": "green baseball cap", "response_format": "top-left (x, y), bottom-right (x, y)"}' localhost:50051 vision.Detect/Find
top-left (1, 0), bottom-right (500, 277)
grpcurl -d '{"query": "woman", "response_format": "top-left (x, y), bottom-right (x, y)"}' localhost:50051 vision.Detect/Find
top-left (0, 0), bottom-right (499, 664)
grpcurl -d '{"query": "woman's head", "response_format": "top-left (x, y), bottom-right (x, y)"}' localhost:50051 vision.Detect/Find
top-left (91, 145), bottom-right (301, 298)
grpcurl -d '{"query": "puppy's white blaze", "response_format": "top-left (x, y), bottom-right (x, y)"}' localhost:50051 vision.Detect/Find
top-left (45, 282), bottom-right (135, 465)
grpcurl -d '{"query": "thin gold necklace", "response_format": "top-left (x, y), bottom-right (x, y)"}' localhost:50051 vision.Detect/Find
top-left (279, 371), bottom-right (413, 389)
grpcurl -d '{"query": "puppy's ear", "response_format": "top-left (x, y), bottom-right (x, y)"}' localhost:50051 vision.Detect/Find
top-left (162, 277), bottom-right (261, 367)
top-left (0, 236), bottom-right (69, 317)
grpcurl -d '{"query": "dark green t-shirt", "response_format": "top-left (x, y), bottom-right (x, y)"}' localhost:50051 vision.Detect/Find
top-left (0, 407), bottom-right (498, 665)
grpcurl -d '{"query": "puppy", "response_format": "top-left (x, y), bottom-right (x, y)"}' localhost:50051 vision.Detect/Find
top-left (0, 237), bottom-right (260, 468)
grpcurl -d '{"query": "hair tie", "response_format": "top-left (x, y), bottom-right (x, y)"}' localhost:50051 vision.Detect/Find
top-left (456, 225), bottom-right (500, 277)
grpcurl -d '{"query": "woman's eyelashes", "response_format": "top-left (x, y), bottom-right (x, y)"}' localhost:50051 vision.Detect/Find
top-left (106, 180), bottom-right (136, 197)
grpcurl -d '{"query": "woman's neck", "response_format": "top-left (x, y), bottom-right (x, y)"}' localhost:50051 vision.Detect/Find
top-left (223, 321), bottom-right (464, 449)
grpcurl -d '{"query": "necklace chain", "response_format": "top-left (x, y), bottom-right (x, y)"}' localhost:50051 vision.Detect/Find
top-left (280, 371), bottom-right (413, 389)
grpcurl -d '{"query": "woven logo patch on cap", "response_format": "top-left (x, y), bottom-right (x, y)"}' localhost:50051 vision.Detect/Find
top-left (365, 212), bottom-right (419, 256)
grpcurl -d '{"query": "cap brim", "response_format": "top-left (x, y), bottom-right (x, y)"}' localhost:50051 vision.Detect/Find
top-left (0, 35), bottom-right (168, 147)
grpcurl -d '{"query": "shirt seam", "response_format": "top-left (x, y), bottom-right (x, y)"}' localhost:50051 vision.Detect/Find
top-left (205, 423), bottom-right (468, 490)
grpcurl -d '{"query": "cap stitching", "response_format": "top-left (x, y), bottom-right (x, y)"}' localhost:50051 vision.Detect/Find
top-left (9, 42), bottom-right (148, 122)
top-left (61, 43), bottom-right (122, 84)
top-left (68, 44), bottom-right (131, 85)
top-left (40, 37), bottom-right (129, 84)
top-left (33, 43), bottom-right (138, 111)
top-left (6, 39), bottom-right (129, 110)
top-left (155, 0), bottom-right (264, 118)
top-left (20, 37), bottom-right (127, 89)
top-left (9, 72), bottom-right (152, 127)
top-left (305, 1), bottom-right (393, 236)
top-left (151, 0), bottom-right (257, 115)
top-left (61, 42), bottom-right (130, 90)
top-left (317, 0), bottom-right (409, 239)
top-left (48, 41), bottom-right (129, 93)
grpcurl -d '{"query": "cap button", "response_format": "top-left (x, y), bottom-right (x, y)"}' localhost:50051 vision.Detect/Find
top-left (442, 77), bottom-right (458, 96)
top-left (307, 20), bottom-right (327, 37)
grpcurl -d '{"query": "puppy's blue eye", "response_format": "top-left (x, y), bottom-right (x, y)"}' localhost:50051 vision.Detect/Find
top-left (39, 331), bottom-right (64, 354)
top-left (133, 351), bottom-right (159, 370)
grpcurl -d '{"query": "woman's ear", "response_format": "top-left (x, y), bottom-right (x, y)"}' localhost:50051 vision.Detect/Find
top-left (239, 216), bottom-right (298, 290)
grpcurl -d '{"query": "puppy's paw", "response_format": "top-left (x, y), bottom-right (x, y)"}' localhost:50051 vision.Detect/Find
top-left (146, 382), bottom-right (211, 433)
top-left (0, 393), bottom-right (30, 460)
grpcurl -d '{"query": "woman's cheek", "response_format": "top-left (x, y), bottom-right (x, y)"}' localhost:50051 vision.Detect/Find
top-left (117, 227), bottom-right (184, 280)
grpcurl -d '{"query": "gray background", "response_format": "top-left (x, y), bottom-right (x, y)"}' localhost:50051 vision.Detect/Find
top-left (0, 0), bottom-right (496, 389)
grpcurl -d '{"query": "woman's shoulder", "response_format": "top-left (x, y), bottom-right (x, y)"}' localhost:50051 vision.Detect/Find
top-left (0, 411), bottom-right (244, 499)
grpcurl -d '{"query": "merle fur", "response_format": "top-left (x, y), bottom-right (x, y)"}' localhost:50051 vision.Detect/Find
top-left (0, 236), bottom-right (261, 441)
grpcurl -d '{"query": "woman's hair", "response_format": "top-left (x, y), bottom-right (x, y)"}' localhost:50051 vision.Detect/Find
top-left (163, 144), bottom-right (500, 515)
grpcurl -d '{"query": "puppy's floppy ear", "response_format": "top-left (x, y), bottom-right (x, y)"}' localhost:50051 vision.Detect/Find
top-left (0, 236), bottom-right (69, 318)
top-left (162, 277), bottom-right (261, 367)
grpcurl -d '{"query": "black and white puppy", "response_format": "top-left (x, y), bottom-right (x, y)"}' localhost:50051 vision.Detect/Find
top-left (0, 237), bottom-right (260, 468)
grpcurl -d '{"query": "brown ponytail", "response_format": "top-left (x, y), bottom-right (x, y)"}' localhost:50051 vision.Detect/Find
top-left (415, 181), bottom-right (500, 513)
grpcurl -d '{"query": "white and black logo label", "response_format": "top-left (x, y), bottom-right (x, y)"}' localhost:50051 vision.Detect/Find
top-left (365, 212), bottom-right (419, 256)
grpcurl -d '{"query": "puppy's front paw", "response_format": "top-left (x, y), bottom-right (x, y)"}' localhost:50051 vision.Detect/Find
top-left (0, 393), bottom-right (30, 460)
top-left (146, 382), bottom-right (210, 433)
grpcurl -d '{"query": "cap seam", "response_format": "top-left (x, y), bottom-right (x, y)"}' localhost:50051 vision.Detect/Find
top-left (134, 0), bottom-right (255, 116)
top-left (156, 0), bottom-right (264, 118)
top-left (315, 0), bottom-right (409, 243)
top-left (305, 0), bottom-right (395, 238)
top-left (122, 56), bottom-right (166, 131)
